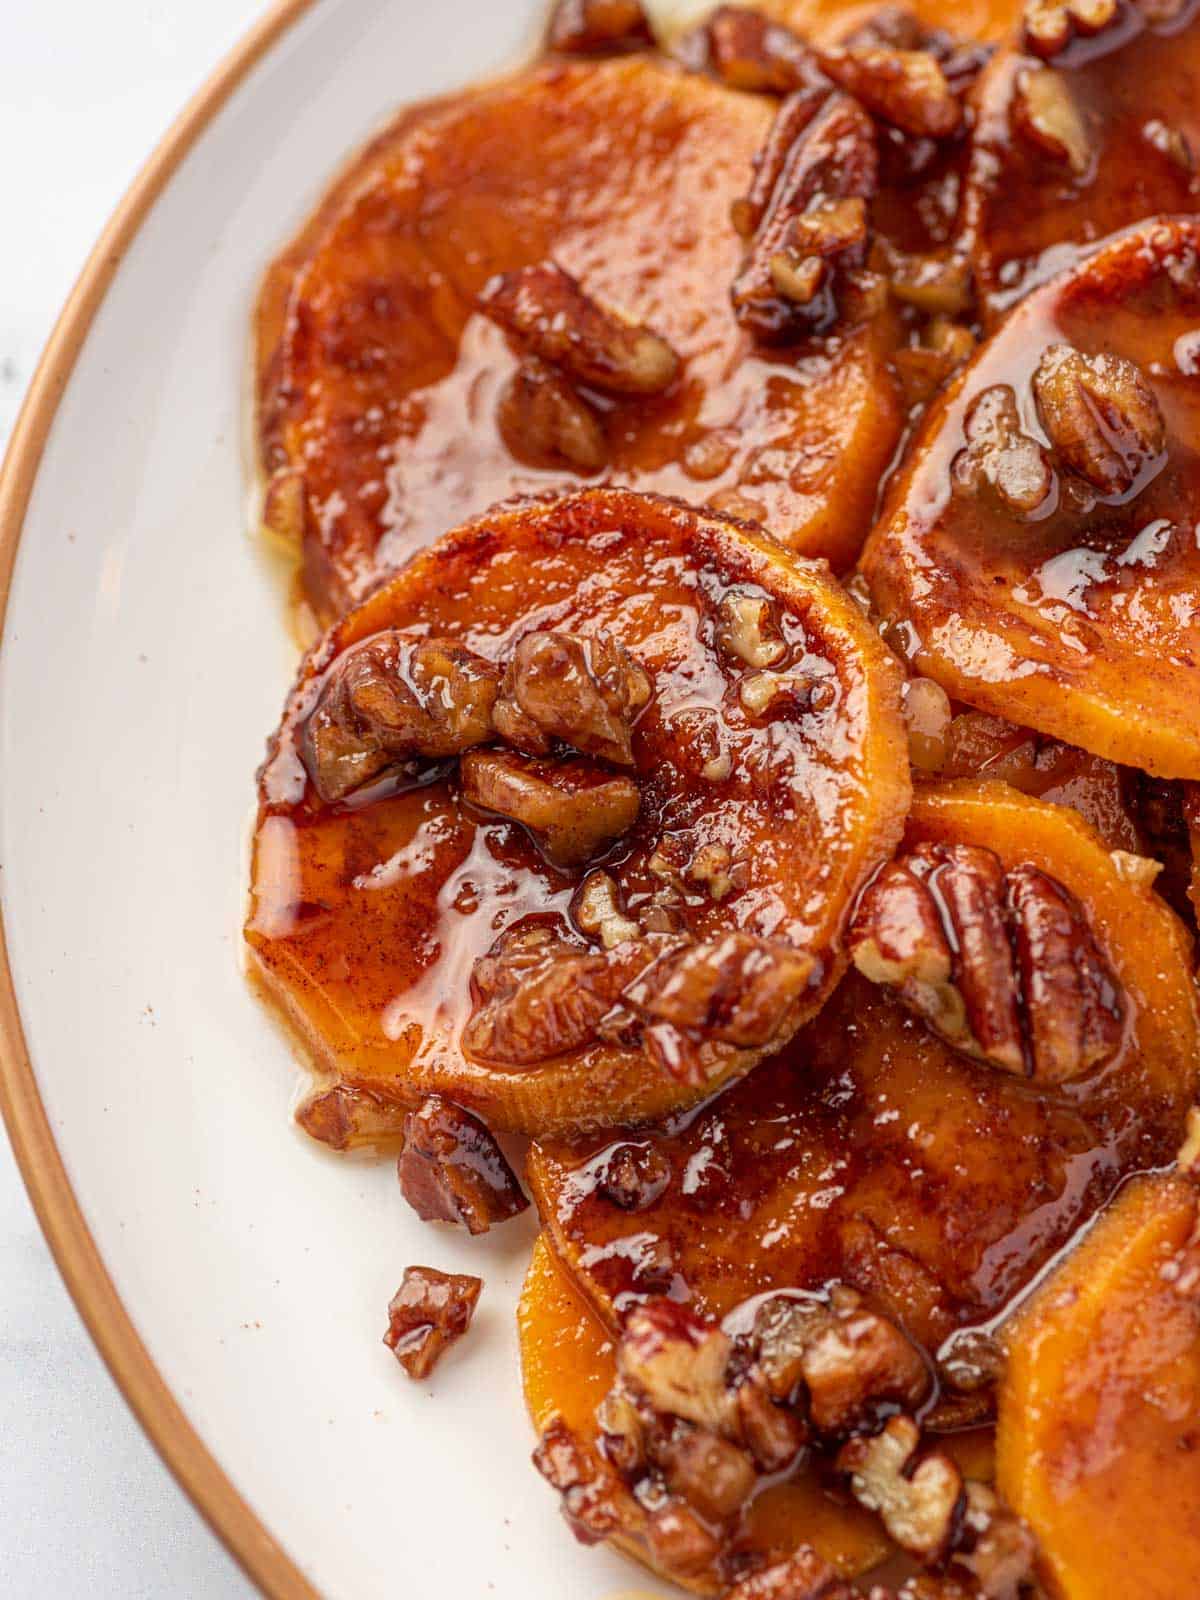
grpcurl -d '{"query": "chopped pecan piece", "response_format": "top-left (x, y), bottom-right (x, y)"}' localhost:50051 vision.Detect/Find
top-left (722, 1549), bottom-right (856, 1600)
top-left (650, 1419), bottom-right (758, 1522)
top-left (618, 1299), bottom-right (738, 1435)
top-left (937, 1328), bottom-right (1006, 1396)
top-left (716, 588), bottom-right (787, 668)
top-left (1011, 66), bottom-right (1091, 175)
top-left (383, 1265), bottom-right (481, 1379)
top-left (493, 628), bottom-right (651, 765)
top-left (546, 0), bottom-right (653, 54)
top-left (885, 248), bottom-right (972, 315)
top-left (573, 870), bottom-right (641, 949)
top-left (1023, 0), bottom-right (1117, 57)
top-left (644, 1500), bottom-right (722, 1575)
top-left (463, 925), bottom-right (643, 1065)
top-left (496, 356), bottom-right (607, 472)
top-left (480, 261), bottom-right (679, 395)
top-left (533, 1416), bottom-right (643, 1545)
top-left (815, 46), bottom-right (961, 138)
top-left (753, 1285), bottom-right (930, 1431)
top-left (735, 1371), bottom-right (808, 1469)
top-left (461, 748), bottom-right (640, 866)
top-left (704, 6), bottom-right (827, 95)
top-left (687, 842), bottom-right (737, 901)
top-left (952, 385), bottom-right (1055, 517)
top-left (1032, 343), bottom-right (1166, 497)
top-left (624, 931), bottom-right (814, 1050)
top-left (594, 1139), bottom-right (672, 1211)
top-left (838, 1415), bottom-right (964, 1562)
top-left (732, 93), bottom-right (879, 344)
top-left (850, 842), bottom-right (1126, 1083)
top-left (956, 1482), bottom-right (1038, 1600)
top-left (396, 1095), bottom-right (528, 1235)
top-left (302, 633), bottom-right (501, 803)
top-left (903, 677), bottom-right (953, 773)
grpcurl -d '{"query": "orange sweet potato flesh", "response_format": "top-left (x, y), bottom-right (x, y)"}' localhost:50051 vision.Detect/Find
top-left (245, 488), bottom-right (910, 1145)
top-left (959, 1), bottom-right (1200, 321)
top-left (518, 1234), bottom-right (891, 1596)
top-left (764, 0), bottom-right (1020, 42)
top-left (996, 1172), bottom-right (1200, 1599)
top-left (256, 56), bottom-right (905, 621)
top-left (863, 218), bottom-right (1200, 780)
top-left (529, 782), bottom-right (1199, 1350)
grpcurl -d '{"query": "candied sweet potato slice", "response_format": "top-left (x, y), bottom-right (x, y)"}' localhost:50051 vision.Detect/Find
top-left (246, 489), bottom-right (910, 1144)
top-left (958, 0), bottom-right (1200, 320)
top-left (528, 782), bottom-right (1199, 1349)
top-left (863, 218), bottom-right (1200, 779)
top-left (256, 56), bottom-right (905, 621)
top-left (518, 1235), bottom-right (891, 1596)
top-left (995, 1171), bottom-right (1200, 1599)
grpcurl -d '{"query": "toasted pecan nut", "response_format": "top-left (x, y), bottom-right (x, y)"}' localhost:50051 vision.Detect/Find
top-left (619, 1299), bottom-right (737, 1435)
top-left (547, 0), bottom-right (653, 55)
top-left (816, 46), bottom-right (961, 138)
top-left (650, 1419), bottom-right (758, 1523)
top-left (573, 870), bottom-right (641, 949)
top-left (1032, 343), bottom-right (1166, 496)
top-left (397, 1096), bottom-right (528, 1234)
top-left (384, 1265), bottom-right (482, 1379)
top-left (301, 633), bottom-right (501, 803)
top-left (496, 356), bottom-right (607, 472)
top-left (952, 385), bottom-right (1054, 517)
top-left (624, 931), bottom-right (814, 1050)
top-left (1010, 65), bottom-right (1092, 174)
top-left (461, 748), bottom-right (641, 866)
top-left (838, 1415), bottom-right (965, 1563)
top-left (533, 1416), bottom-right (644, 1546)
top-left (1023, 0), bottom-right (1118, 57)
top-left (716, 588), bottom-right (787, 668)
top-left (704, 6), bottom-right (827, 95)
top-left (493, 629), bottom-right (651, 765)
top-left (480, 261), bottom-right (679, 395)
top-left (850, 841), bottom-right (1127, 1083)
top-left (732, 89), bottom-right (828, 240)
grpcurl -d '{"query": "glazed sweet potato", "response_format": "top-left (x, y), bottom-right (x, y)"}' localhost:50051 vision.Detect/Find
top-left (246, 488), bottom-right (909, 1145)
top-left (257, 56), bottom-right (906, 621)
top-left (996, 1171), bottom-right (1200, 1599)
top-left (529, 782), bottom-right (1199, 1349)
top-left (863, 218), bottom-right (1200, 779)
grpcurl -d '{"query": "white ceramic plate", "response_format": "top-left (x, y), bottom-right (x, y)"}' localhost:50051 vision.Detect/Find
top-left (0, 1), bottom-right (700, 1594)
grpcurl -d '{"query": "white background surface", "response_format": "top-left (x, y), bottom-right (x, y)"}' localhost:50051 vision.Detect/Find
top-left (1, 7), bottom-right (265, 1593)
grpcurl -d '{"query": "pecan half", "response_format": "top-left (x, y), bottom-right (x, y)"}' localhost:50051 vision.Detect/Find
top-left (480, 261), bottom-right (679, 395)
top-left (1023, 0), bottom-right (1117, 58)
top-left (732, 92), bottom-right (879, 344)
top-left (732, 90), bottom-right (827, 240)
top-left (396, 1095), bottom-right (528, 1235)
top-left (1011, 66), bottom-right (1092, 175)
top-left (460, 748), bottom-right (640, 866)
top-left (624, 931), bottom-right (814, 1050)
top-left (302, 633), bottom-right (501, 803)
top-left (383, 1265), bottom-right (482, 1379)
top-left (1032, 343), bottom-right (1166, 497)
top-left (463, 925), bottom-right (644, 1065)
top-left (493, 629), bottom-right (651, 765)
top-left (952, 385), bottom-right (1055, 517)
top-left (849, 842), bottom-right (1126, 1083)
top-left (837, 1415), bottom-right (964, 1563)
top-left (753, 1285), bottom-right (930, 1432)
top-left (547, 0), bottom-right (653, 55)
top-left (815, 46), bottom-right (961, 138)
top-left (496, 356), bottom-right (607, 472)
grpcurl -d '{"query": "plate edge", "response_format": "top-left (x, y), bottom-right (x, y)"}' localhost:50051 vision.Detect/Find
top-left (0, 4), bottom-right (322, 1596)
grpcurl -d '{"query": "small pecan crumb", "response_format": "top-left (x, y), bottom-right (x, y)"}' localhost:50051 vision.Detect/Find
top-left (480, 261), bottom-right (679, 395)
top-left (953, 385), bottom-right (1055, 517)
top-left (1178, 1105), bottom-right (1200, 1173)
top-left (595, 1139), bottom-right (672, 1210)
top-left (886, 248), bottom-right (972, 316)
top-left (461, 749), bottom-right (640, 866)
top-left (1032, 343), bottom-right (1166, 497)
top-left (383, 1265), bottom-right (481, 1379)
top-left (261, 466), bottom-right (305, 549)
top-left (837, 1414), bottom-right (964, 1562)
top-left (1011, 66), bottom-right (1092, 175)
top-left (717, 588), bottom-right (787, 668)
top-left (573, 870), bottom-right (641, 949)
top-left (496, 356), bottom-right (607, 472)
top-left (687, 842), bottom-right (736, 901)
top-left (547, 0), bottom-right (653, 55)
top-left (1023, 0), bottom-right (1117, 57)
top-left (303, 633), bottom-right (501, 804)
top-left (816, 45), bottom-right (962, 138)
top-left (493, 628), bottom-right (651, 766)
top-left (903, 676), bottom-right (953, 773)
top-left (397, 1095), bottom-right (527, 1235)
